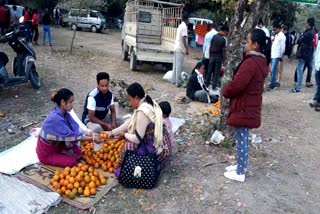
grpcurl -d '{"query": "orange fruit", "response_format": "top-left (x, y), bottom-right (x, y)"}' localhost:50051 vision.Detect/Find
top-left (65, 167), bottom-right (71, 172)
top-left (90, 188), bottom-right (97, 195)
top-left (94, 163), bottom-right (100, 168)
top-left (108, 167), bottom-right (114, 173)
top-left (78, 163), bottom-right (84, 167)
top-left (66, 175), bottom-right (71, 180)
top-left (56, 189), bottom-right (62, 195)
top-left (65, 189), bottom-right (71, 197)
top-left (80, 181), bottom-right (86, 188)
top-left (107, 162), bottom-right (112, 169)
top-left (88, 167), bottom-right (94, 173)
top-left (74, 182), bottom-right (80, 189)
top-left (59, 174), bottom-right (65, 180)
top-left (75, 167), bottom-right (80, 173)
top-left (54, 170), bottom-right (60, 175)
top-left (75, 175), bottom-right (82, 182)
top-left (84, 176), bottom-right (91, 183)
top-left (61, 186), bottom-right (66, 194)
top-left (90, 176), bottom-right (97, 182)
top-left (53, 175), bottom-right (59, 181)
top-left (69, 177), bottom-right (75, 184)
top-left (70, 171), bottom-right (77, 177)
top-left (69, 191), bottom-right (76, 199)
top-left (95, 180), bottom-right (100, 187)
top-left (78, 187), bottom-right (84, 195)
top-left (93, 171), bottom-right (99, 177)
top-left (63, 179), bottom-right (69, 187)
top-left (100, 179), bottom-right (107, 185)
top-left (83, 189), bottom-right (90, 197)
top-left (53, 181), bottom-right (60, 189)
top-left (67, 183), bottom-right (74, 190)
top-left (110, 156), bottom-right (115, 162)
top-left (50, 178), bottom-right (55, 185)
top-left (88, 181), bottom-right (96, 189)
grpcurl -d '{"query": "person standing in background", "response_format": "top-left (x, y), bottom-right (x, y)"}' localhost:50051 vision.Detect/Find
top-left (172, 14), bottom-right (189, 87)
top-left (42, 8), bottom-right (52, 46)
top-left (11, 5), bottom-right (19, 30)
top-left (203, 23), bottom-right (218, 79)
top-left (268, 23), bottom-right (286, 90)
top-left (32, 9), bottom-right (39, 45)
top-left (206, 24), bottom-right (229, 91)
top-left (291, 18), bottom-right (315, 93)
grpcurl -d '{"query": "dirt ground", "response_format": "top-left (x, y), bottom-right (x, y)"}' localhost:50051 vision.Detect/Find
top-left (0, 27), bottom-right (320, 214)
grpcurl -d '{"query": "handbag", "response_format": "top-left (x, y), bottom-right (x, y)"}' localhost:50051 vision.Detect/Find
top-left (119, 131), bottom-right (161, 189)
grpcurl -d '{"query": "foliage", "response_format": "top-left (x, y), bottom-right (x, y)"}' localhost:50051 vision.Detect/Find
top-left (270, 0), bottom-right (300, 28)
top-left (294, 4), bottom-right (320, 32)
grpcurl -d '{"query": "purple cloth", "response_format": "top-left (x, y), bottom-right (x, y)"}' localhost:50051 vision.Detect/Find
top-left (41, 107), bottom-right (83, 141)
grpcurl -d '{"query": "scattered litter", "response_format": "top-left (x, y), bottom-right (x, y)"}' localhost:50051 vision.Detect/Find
top-left (138, 199), bottom-right (144, 207)
top-left (15, 95), bottom-right (19, 99)
top-left (176, 137), bottom-right (185, 144)
top-left (0, 112), bottom-right (5, 117)
top-left (146, 203), bottom-right (156, 211)
top-left (251, 133), bottom-right (262, 144)
top-left (209, 130), bottom-right (225, 145)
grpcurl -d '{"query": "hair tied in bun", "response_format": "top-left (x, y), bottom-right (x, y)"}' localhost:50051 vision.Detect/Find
top-left (51, 93), bottom-right (57, 102)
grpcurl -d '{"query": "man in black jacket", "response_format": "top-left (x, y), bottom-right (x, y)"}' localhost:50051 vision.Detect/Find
top-left (291, 18), bottom-right (315, 93)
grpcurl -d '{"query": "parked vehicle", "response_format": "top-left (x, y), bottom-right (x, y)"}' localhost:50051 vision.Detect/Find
top-left (189, 17), bottom-right (213, 46)
top-left (0, 28), bottom-right (40, 89)
top-left (122, 0), bottom-right (183, 71)
top-left (68, 9), bottom-right (106, 33)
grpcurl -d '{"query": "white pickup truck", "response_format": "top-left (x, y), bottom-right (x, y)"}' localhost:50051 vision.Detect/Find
top-left (121, 0), bottom-right (183, 71)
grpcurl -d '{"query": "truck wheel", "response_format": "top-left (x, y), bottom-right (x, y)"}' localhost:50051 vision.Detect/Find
top-left (122, 45), bottom-right (129, 61)
top-left (71, 23), bottom-right (77, 31)
top-left (29, 66), bottom-right (40, 89)
top-left (91, 25), bottom-right (97, 33)
top-left (130, 50), bottom-right (137, 71)
top-left (164, 63), bottom-right (173, 71)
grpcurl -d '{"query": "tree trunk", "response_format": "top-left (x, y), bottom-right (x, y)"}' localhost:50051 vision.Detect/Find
top-left (220, 0), bottom-right (270, 140)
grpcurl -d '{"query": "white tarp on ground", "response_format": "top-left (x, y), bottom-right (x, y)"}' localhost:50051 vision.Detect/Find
top-left (0, 135), bottom-right (39, 175)
top-left (170, 117), bottom-right (186, 133)
top-left (0, 174), bottom-right (61, 214)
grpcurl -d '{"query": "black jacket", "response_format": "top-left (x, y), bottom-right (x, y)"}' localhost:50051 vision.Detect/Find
top-left (186, 71), bottom-right (207, 100)
top-left (297, 28), bottom-right (314, 61)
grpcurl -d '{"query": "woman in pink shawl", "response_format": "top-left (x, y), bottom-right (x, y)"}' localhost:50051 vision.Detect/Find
top-left (36, 88), bottom-right (103, 167)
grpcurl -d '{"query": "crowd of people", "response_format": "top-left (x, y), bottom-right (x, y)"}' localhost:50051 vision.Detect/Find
top-left (0, 3), bottom-right (56, 46)
top-left (171, 14), bottom-right (319, 182)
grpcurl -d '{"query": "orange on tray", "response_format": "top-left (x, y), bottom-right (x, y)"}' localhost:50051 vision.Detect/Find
top-left (81, 138), bottom-right (125, 173)
top-left (50, 163), bottom-right (107, 199)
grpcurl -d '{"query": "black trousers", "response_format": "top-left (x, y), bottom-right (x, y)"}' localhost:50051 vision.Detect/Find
top-left (206, 56), bottom-right (222, 89)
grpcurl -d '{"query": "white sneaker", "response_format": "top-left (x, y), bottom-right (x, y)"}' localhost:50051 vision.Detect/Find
top-left (225, 164), bottom-right (237, 171)
top-left (224, 170), bottom-right (245, 182)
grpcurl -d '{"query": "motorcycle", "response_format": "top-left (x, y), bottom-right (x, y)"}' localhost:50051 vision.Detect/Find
top-left (0, 28), bottom-right (40, 89)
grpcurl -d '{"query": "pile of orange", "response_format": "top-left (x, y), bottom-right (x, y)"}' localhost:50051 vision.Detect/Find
top-left (50, 163), bottom-right (107, 199)
top-left (81, 138), bottom-right (126, 173)
top-left (210, 99), bottom-right (222, 116)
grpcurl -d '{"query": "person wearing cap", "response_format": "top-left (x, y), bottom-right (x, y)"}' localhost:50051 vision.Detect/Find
top-left (268, 23), bottom-right (286, 90)
top-left (291, 18), bottom-right (315, 93)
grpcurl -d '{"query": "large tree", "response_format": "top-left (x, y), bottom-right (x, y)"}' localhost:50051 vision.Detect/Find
top-left (220, 0), bottom-right (271, 140)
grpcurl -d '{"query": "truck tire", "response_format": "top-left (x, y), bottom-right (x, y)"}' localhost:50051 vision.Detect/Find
top-left (164, 63), bottom-right (173, 71)
top-left (122, 45), bottom-right (129, 61)
top-left (130, 50), bottom-right (137, 71)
